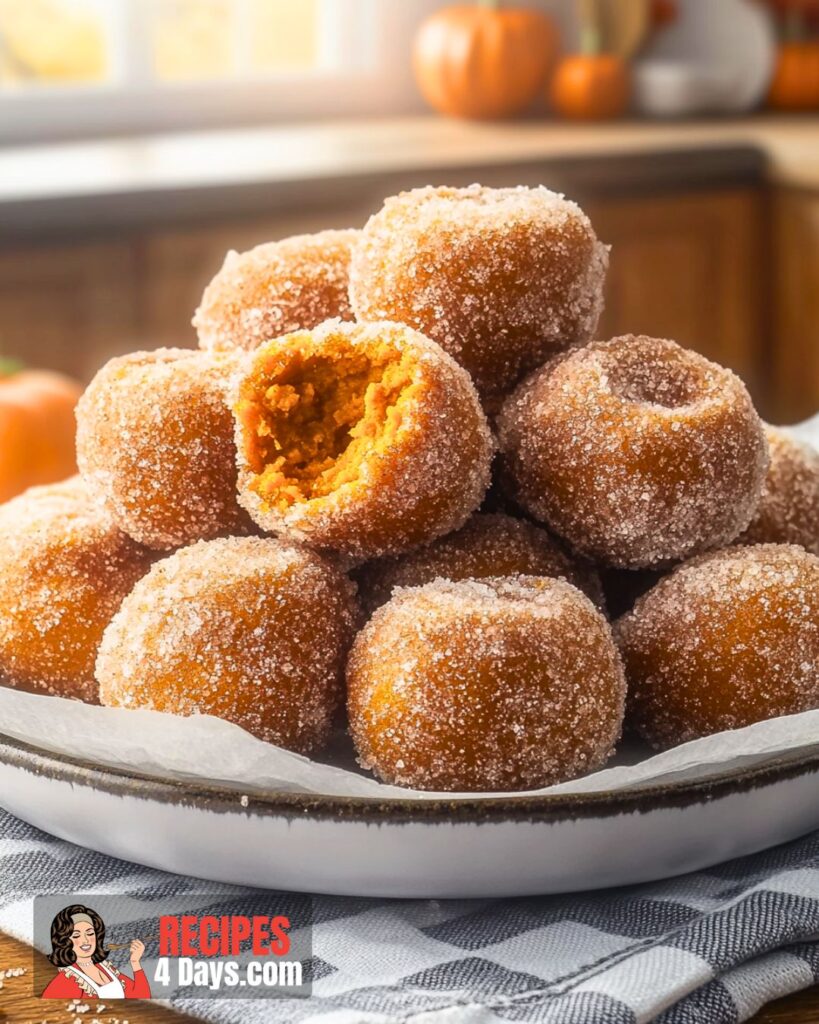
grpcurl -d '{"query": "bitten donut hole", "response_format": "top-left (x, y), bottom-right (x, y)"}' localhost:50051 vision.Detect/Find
top-left (607, 350), bottom-right (704, 410)
top-left (237, 333), bottom-right (419, 512)
top-left (233, 319), bottom-right (493, 560)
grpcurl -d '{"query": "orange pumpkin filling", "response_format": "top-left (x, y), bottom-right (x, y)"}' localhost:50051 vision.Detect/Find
top-left (236, 333), bottom-right (421, 512)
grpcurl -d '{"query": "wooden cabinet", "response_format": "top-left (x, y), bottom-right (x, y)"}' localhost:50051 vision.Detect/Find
top-left (770, 188), bottom-right (819, 423)
top-left (0, 241), bottom-right (141, 381)
top-left (0, 209), bottom-right (371, 377)
top-left (587, 188), bottom-right (769, 414)
top-left (0, 181), bottom-right (805, 423)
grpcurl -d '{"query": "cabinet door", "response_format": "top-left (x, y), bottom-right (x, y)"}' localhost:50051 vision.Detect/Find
top-left (771, 188), bottom-right (819, 424)
top-left (0, 241), bottom-right (140, 381)
top-left (587, 189), bottom-right (768, 414)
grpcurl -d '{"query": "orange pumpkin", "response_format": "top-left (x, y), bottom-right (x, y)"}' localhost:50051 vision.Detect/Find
top-left (550, 53), bottom-right (631, 120)
top-left (0, 362), bottom-right (82, 503)
top-left (413, 3), bottom-right (558, 120)
top-left (768, 40), bottom-right (819, 109)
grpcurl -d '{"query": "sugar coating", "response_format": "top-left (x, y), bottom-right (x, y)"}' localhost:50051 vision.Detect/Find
top-left (616, 544), bottom-right (819, 749)
top-left (355, 511), bottom-right (604, 616)
top-left (194, 229), bottom-right (358, 353)
top-left (349, 184), bottom-right (609, 408)
top-left (76, 347), bottom-right (253, 550)
top-left (231, 319), bottom-right (494, 560)
top-left (737, 425), bottom-right (819, 555)
top-left (347, 575), bottom-right (626, 792)
top-left (498, 335), bottom-right (769, 569)
top-left (97, 536), bottom-right (359, 753)
top-left (0, 478), bottom-right (153, 702)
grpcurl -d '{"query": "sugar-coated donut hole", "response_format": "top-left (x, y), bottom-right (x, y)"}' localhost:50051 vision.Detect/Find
top-left (97, 536), bottom-right (359, 754)
top-left (349, 184), bottom-right (609, 409)
top-left (498, 335), bottom-right (769, 569)
top-left (194, 228), bottom-right (358, 353)
top-left (232, 319), bottom-right (494, 560)
top-left (347, 575), bottom-right (626, 792)
top-left (0, 478), bottom-right (154, 702)
top-left (737, 425), bottom-right (819, 555)
top-left (617, 544), bottom-right (819, 749)
top-left (355, 512), bottom-right (605, 616)
top-left (76, 347), bottom-right (252, 550)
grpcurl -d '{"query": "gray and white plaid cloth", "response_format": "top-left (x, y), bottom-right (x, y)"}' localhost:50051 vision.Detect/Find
top-left (1, 808), bottom-right (817, 1024)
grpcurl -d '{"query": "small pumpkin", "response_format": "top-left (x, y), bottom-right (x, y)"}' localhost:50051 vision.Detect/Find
top-left (0, 361), bottom-right (82, 503)
top-left (550, 29), bottom-right (631, 120)
top-left (768, 40), bottom-right (819, 108)
top-left (767, 6), bottom-right (819, 109)
top-left (413, 2), bottom-right (558, 120)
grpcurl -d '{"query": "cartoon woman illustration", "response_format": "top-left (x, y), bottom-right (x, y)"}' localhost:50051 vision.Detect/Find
top-left (40, 904), bottom-right (151, 1000)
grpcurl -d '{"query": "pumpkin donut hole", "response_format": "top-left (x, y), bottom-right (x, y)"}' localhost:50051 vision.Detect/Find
top-left (617, 544), bottom-right (819, 749)
top-left (347, 576), bottom-right (626, 792)
top-left (0, 478), bottom-right (154, 703)
top-left (349, 184), bottom-right (609, 410)
top-left (76, 347), bottom-right (253, 551)
top-left (736, 425), bottom-right (819, 555)
top-left (194, 229), bottom-right (358, 353)
top-left (498, 335), bottom-right (769, 569)
top-left (355, 512), bottom-right (604, 616)
top-left (97, 536), bottom-right (358, 754)
top-left (232, 319), bottom-right (493, 560)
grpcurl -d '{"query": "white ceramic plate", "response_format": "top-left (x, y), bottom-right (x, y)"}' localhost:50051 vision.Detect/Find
top-left (3, 416), bottom-right (818, 897)
top-left (1, 734), bottom-right (818, 898)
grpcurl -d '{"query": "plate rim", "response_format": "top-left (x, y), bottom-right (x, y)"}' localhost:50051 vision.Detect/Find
top-left (2, 732), bottom-right (819, 825)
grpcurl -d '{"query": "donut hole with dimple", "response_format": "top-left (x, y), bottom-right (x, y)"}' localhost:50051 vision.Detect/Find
top-left (497, 334), bottom-right (770, 570)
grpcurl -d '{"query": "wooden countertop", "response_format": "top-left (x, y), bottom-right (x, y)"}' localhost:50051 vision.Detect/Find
top-left (1, 114), bottom-right (818, 238)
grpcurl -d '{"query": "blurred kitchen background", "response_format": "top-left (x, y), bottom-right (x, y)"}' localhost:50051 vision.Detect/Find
top-left (1, 0), bottom-right (818, 424)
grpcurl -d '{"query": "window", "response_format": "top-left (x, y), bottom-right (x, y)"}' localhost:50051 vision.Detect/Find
top-left (148, 0), bottom-right (330, 81)
top-left (0, 0), bottom-right (110, 86)
top-left (0, 0), bottom-right (385, 142)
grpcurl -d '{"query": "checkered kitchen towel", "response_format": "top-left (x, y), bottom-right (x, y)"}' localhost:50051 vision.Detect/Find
top-left (1, 809), bottom-right (818, 1024)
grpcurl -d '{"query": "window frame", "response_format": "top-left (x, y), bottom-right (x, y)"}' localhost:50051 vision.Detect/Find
top-left (0, 0), bottom-right (387, 144)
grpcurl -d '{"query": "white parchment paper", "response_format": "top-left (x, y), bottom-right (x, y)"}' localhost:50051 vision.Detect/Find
top-left (0, 416), bottom-right (817, 802)
top-left (1, 689), bottom-right (818, 801)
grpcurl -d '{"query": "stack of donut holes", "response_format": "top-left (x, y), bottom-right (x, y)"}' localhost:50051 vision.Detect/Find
top-left (2, 184), bottom-right (817, 793)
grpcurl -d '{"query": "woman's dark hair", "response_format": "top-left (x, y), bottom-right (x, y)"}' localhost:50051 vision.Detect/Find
top-left (48, 904), bottom-right (109, 966)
